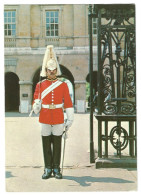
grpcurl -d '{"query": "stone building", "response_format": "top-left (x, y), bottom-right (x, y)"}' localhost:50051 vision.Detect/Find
top-left (4, 4), bottom-right (98, 113)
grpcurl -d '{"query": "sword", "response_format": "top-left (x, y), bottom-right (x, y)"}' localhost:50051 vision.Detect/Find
top-left (61, 124), bottom-right (67, 175)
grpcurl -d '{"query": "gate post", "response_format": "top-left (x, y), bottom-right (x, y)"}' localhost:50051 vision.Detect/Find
top-left (88, 5), bottom-right (95, 163)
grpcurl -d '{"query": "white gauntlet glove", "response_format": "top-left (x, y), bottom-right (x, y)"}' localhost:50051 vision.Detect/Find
top-left (33, 99), bottom-right (42, 114)
top-left (62, 131), bottom-right (68, 139)
top-left (65, 107), bottom-right (74, 131)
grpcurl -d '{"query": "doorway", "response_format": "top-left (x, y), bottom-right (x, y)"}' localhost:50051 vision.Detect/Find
top-left (5, 72), bottom-right (19, 111)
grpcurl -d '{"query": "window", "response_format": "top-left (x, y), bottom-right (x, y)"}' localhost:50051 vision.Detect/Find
top-left (46, 11), bottom-right (59, 37)
top-left (5, 58), bottom-right (17, 66)
top-left (4, 10), bottom-right (16, 36)
top-left (92, 18), bottom-right (97, 35)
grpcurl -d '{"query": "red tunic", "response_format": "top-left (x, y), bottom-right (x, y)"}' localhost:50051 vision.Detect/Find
top-left (33, 78), bottom-right (73, 125)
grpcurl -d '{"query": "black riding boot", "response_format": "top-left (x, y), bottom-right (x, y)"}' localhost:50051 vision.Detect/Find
top-left (42, 135), bottom-right (52, 179)
top-left (52, 135), bottom-right (62, 179)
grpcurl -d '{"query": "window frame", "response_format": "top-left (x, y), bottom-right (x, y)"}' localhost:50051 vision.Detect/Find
top-left (41, 5), bottom-right (63, 39)
top-left (45, 10), bottom-right (59, 37)
top-left (4, 9), bottom-right (17, 37)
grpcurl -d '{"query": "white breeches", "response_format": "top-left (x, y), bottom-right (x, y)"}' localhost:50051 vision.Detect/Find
top-left (40, 123), bottom-right (65, 136)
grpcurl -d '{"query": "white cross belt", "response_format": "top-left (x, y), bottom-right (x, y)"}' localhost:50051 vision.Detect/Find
top-left (41, 80), bottom-right (62, 100)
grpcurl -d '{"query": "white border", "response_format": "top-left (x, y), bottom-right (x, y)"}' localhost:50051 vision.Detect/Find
top-left (1, 1), bottom-right (141, 195)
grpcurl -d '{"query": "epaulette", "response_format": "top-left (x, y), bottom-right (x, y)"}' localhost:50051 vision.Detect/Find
top-left (57, 78), bottom-right (64, 82)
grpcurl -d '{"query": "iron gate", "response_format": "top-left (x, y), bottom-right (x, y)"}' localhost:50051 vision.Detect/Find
top-left (88, 4), bottom-right (136, 168)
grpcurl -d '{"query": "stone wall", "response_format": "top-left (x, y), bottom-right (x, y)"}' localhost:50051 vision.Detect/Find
top-left (4, 4), bottom-right (95, 113)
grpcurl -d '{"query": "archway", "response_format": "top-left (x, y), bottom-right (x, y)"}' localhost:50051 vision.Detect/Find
top-left (5, 72), bottom-right (19, 111)
top-left (86, 71), bottom-right (98, 108)
top-left (59, 64), bottom-right (74, 85)
top-left (32, 67), bottom-right (42, 100)
top-left (59, 64), bottom-right (75, 104)
top-left (32, 65), bottom-right (75, 103)
top-left (86, 71), bottom-right (98, 92)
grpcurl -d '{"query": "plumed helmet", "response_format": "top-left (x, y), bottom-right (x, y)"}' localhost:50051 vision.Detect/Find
top-left (46, 59), bottom-right (57, 70)
top-left (40, 45), bottom-right (61, 77)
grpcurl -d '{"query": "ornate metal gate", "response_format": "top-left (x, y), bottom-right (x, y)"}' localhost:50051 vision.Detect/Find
top-left (88, 4), bottom-right (136, 168)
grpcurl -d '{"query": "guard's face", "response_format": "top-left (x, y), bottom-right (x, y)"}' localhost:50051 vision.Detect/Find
top-left (46, 68), bottom-right (57, 79)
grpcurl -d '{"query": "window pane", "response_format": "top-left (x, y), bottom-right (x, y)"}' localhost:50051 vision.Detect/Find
top-left (12, 29), bottom-right (16, 36)
top-left (5, 30), bottom-right (7, 36)
top-left (12, 24), bottom-right (16, 29)
top-left (46, 31), bottom-right (50, 36)
top-left (51, 12), bottom-right (54, 17)
top-left (55, 24), bottom-right (58, 29)
top-left (46, 12), bottom-right (49, 17)
top-left (12, 17), bottom-right (15, 22)
top-left (51, 24), bottom-right (54, 30)
top-left (12, 11), bottom-right (16, 17)
top-left (4, 12), bottom-right (7, 17)
top-left (55, 31), bottom-right (58, 36)
top-left (8, 18), bottom-right (11, 23)
top-left (8, 30), bottom-right (11, 35)
top-left (8, 24), bottom-right (11, 29)
top-left (4, 18), bottom-right (7, 23)
top-left (8, 12), bottom-right (11, 17)
top-left (4, 24), bottom-right (7, 29)
top-left (46, 18), bottom-right (49, 23)
top-left (55, 12), bottom-right (58, 17)
top-left (51, 31), bottom-right (54, 36)
top-left (46, 24), bottom-right (50, 30)
top-left (55, 18), bottom-right (58, 23)
top-left (51, 18), bottom-right (54, 23)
